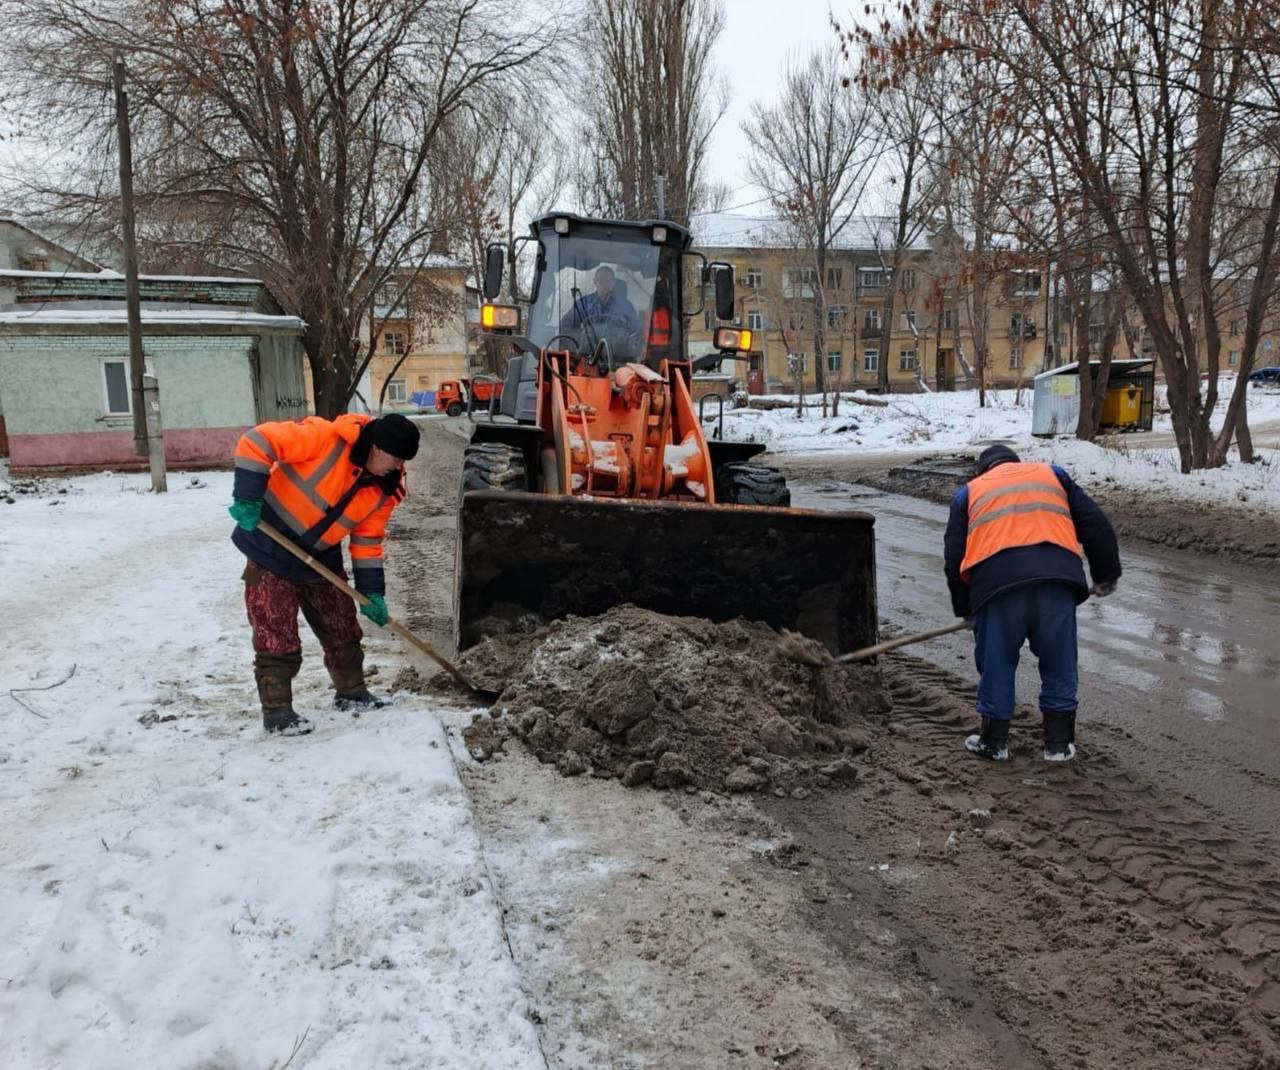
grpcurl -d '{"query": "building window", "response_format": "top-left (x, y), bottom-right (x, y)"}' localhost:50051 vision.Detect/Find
top-left (1010, 271), bottom-right (1041, 298)
top-left (900, 269), bottom-right (916, 291)
top-left (383, 331), bottom-right (407, 355)
top-left (788, 311), bottom-right (806, 332)
top-left (387, 378), bottom-right (407, 402)
top-left (1229, 349), bottom-right (1240, 366)
top-left (787, 352), bottom-right (807, 374)
top-left (863, 308), bottom-right (881, 334)
top-left (745, 266), bottom-right (763, 289)
top-left (102, 360), bottom-right (131, 415)
top-left (857, 267), bottom-right (885, 290)
top-left (749, 353), bottom-right (763, 372)
top-left (899, 348), bottom-right (919, 371)
top-left (18, 255), bottom-right (49, 272)
top-left (1010, 348), bottom-right (1022, 369)
top-left (1011, 313), bottom-right (1036, 340)
top-left (902, 309), bottom-right (917, 330)
top-left (827, 351), bottom-right (842, 372)
top-left (784, 267), bottom-right (818, 297)
top-left (1229, 320), bottom-right (1241, 337)
top-left (747, 309), bottom-right (764, 331)
top-left (863, 348), bottom-right (879, 372)
top-left (826, 267), bottom-right (843, 290)
top-left (940, 308), bottom-right (956, 330)
top-left (827, 304), bottom-right (847, 328)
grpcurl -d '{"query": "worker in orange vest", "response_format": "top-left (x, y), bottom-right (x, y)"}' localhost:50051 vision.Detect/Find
top-left (227, 413), bottom-right (420, 736)
top-left (944, 445), bottom-right (1121, 761)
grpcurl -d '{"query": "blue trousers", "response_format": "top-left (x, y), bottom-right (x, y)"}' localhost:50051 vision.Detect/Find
top-left (973, 582), bottom-right (1078, 721)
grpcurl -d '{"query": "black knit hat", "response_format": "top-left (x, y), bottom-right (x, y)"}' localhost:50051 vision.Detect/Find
top-left (370, 413), bottom-right (420, 460)
top-left (975, 444), bottom-right (1021, 475)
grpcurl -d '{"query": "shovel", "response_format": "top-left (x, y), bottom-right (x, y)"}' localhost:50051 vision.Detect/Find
top-left (837, 619), bottom-right (971, 663)
top-left (778, 618), bottom-right (971, 668)
top-left (256, 521), bottom-right (500, 704)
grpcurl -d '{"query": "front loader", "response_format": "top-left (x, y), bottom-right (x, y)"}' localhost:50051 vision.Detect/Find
top-left (454, 212), bottom-right (877, 654)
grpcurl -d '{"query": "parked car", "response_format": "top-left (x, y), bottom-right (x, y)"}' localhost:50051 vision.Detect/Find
top-left (1248, 366), bottom-right (1280, 386)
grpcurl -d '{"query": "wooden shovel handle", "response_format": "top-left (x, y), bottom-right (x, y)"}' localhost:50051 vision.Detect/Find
top-left (255, 520), bottom-right (476, 692)
top-left (838, 619), bottom-right (971, 663)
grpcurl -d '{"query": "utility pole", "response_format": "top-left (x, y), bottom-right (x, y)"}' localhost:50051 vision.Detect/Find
top-left (113, 54), bottom-right (166, 492)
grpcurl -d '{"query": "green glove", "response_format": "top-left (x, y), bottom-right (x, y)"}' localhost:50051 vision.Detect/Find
top-left (359, 593), bottom-right (389, 627)
top-left (229, 498), bottom-right (263, 531)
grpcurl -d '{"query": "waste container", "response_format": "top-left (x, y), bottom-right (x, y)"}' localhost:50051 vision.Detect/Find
top-left (1100, 385), bottom-right (1142, 429)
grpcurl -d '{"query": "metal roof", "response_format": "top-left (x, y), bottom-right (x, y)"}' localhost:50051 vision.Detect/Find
top-left (1034, 358), bottom-right (1154, 380)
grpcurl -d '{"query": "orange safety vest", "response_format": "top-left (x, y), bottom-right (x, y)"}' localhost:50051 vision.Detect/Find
top-left (645, 306), bottom-right (671, 348)
top-left (959, 461), bottom-right (1082, 580)
top-left (234, 414), bottom-right (402, 574)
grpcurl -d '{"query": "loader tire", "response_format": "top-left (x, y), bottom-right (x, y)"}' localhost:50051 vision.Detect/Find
top-left (460, 443), bottom-right (528, 499)
top-left (715, 462), bottom-right (791, 508)
top-left (446, 401), bottom-right (463, 417)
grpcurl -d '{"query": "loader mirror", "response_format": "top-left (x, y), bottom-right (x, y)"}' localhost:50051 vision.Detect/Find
top-left (714, 264), bottom-right (735, 322)
top-left (482, 244), bottom-right (505, 301)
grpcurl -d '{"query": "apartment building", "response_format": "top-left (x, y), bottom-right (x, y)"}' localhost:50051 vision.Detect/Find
top-left (687, 213), bottom-right (1053, 394)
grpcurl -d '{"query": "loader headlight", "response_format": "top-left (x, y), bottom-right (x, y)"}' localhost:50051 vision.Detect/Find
top-left (652, 225), bottom-right (668, 244)
top-left (480, 303), bottom-right (521, 331)
top-left (714, 326), bottom-right (752, 353)
top-left (553, 216), bottom-right (570, 235)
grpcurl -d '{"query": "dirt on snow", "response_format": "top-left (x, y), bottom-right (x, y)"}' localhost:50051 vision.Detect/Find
top-left (398, 606), bottom-right (890, 795)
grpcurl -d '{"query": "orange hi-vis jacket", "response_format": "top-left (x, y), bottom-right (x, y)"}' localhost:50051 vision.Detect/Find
top-left (959, 461), bottom-right (1083, 581)
top-left (231, 414), bottom-right (404, 594)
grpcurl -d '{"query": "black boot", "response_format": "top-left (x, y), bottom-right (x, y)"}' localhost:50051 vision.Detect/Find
top-left (255, 653), bottom-right (312, 736)
top-left (334, 688), bottom-right (389, 712)
top-left (263, 706), bottom-right (314, 736)
top-left (964, 716), bottom-right (1010, 761)
top-left (1042, 710), bottom-right (1077, 762)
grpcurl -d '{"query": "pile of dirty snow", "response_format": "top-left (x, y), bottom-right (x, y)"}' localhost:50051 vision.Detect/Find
top-left (409, 606), bottom-right (892, 796)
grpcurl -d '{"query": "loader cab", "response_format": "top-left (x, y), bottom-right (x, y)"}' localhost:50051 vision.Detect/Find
top-left (523, 214), bottom-right (691, 371)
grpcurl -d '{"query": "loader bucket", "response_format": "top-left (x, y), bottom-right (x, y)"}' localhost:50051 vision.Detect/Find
top-left (455, 491), bottom-right (877, 654)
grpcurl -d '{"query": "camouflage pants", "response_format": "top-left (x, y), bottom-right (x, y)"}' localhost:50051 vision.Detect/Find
top-left (242, 562), bottom-right (366, 708)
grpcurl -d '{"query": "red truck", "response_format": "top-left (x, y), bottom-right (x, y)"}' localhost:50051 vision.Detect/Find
top-left (435, 377), bottom-right (501, 417)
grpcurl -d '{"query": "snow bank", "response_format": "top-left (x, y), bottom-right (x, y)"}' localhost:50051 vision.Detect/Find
top-left (718, 384), bottom-right (1280, 457)
top-left (719, 389), bottom-right (1039, 454)
top-left (0, 467), bottom-right (542, 1068)
top-left (1022, 437), bottom-right (1280, 512)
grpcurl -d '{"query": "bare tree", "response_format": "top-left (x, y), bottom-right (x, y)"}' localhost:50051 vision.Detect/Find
top-left (744, 47), bottom-right (882, 415)
top-left (881, 0), bottom-right (1280, 469)
top-left (845, 35), bottom-right (942, 395)
top-left (2, 0), bottom-right (557, 418)
top-left (578, 0), bottom-right (727, 225)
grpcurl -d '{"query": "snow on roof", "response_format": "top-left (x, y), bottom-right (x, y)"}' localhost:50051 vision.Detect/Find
top-left (0, 268), bottom-right (265, 285)
top-left (692, 212), bottom-right (935, 253)
top-left (0, 307), bottom-right (304, 330)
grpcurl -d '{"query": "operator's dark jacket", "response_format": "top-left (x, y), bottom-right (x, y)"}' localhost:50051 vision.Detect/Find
top-left (943, 464), bottom-right (1122, 619)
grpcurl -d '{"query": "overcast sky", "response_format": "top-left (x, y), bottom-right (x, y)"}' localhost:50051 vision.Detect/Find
top-left (703, 0), bottom-right (847, 217)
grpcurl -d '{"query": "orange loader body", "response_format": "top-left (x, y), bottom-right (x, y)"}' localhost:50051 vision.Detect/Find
top-left (454, 212), bottom-right (877, 654)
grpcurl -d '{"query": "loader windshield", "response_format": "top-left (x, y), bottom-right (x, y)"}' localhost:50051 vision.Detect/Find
top-left (526, 226), bottom-right (683, 366)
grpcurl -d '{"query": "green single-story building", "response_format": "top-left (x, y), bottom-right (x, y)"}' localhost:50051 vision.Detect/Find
top-left (0, 270), bottom-right (306, 473)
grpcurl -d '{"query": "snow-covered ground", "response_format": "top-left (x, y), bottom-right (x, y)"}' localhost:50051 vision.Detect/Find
top-left (0, 468), bottom-right (541, 1069)
top-left (720, 383), bottom-right (1280, 511)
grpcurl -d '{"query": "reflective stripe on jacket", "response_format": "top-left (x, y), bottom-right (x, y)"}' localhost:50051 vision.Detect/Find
top-left (231, 414), bottom-right (404, 593)
top-left (959, 461), bottom-right (1082, 581)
